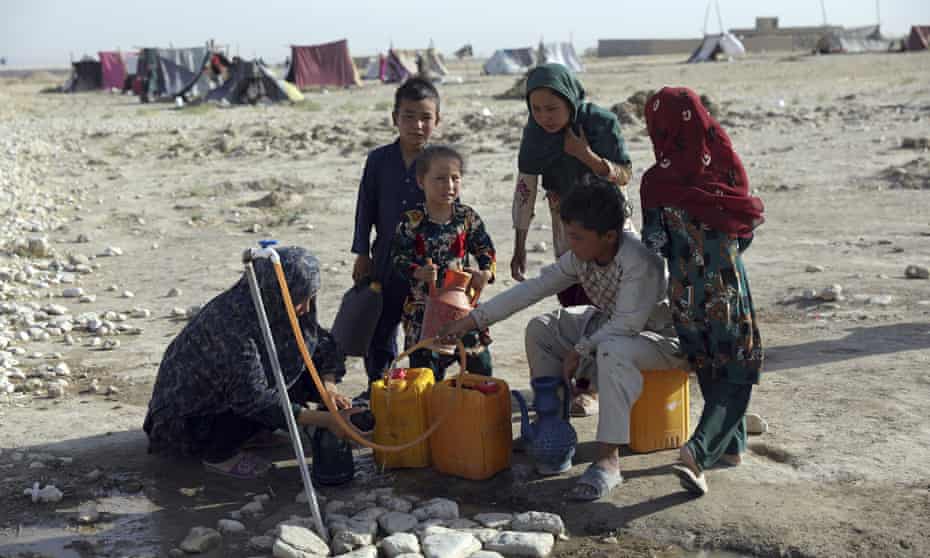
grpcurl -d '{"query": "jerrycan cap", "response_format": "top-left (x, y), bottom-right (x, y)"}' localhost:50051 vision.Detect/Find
top-left (475, 380), bottom-right (500, 394)
top-left (389, 368), bottom-right (407, 380)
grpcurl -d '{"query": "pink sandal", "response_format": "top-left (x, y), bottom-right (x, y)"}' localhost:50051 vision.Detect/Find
top-left (203, 452), bottom-right (273, 480)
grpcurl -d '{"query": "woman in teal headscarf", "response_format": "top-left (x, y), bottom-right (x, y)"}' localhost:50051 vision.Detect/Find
top-left (511, 64), bottom-right (633, 304)
top-left (510, 63), bottom-right (633, 416)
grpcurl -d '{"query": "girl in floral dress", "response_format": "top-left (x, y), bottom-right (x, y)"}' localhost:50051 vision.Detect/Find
top-left (392, 145), bottom-right (496, 380)
top-left (640, 87), bottom-right (765, 496)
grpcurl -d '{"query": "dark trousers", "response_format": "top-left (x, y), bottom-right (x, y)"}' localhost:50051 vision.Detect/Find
top-left (685, 368), bottom-right (753, 471)
top-left (557, 284), bottom-right (592, 307)
top-left (409, 347), bottom-right (492, 382)
top-left (364, 270), bottom-right (410, 384)
top-left (202, 412), bottom-right (264, 463)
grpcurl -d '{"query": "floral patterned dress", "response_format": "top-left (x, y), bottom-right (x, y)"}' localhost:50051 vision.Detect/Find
top-left (642, 206), bottom-right (763, 384)
top-left (392, 202), bottom-right (496, 351)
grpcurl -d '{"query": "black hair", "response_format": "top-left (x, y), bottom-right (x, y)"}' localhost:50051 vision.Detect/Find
top-left (415, 145), bottom-right (465, 179)
top-left (559, 181), bottom-right (627, 235)
top-left (393, 77), bottom-right (441, 115)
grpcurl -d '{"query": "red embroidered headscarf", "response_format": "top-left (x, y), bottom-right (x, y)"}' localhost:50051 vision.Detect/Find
top-left (641, 87), bottom-right (764, 237)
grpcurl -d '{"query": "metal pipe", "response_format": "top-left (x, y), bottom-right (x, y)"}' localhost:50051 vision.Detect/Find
top-left (243, 256), bottom-right (326, 541)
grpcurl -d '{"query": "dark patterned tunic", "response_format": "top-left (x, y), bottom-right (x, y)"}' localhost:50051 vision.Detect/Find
top-left (643, 207), bottom-right (763, 384)
top-left (143, 247), bottom-right (345, 457)
top-left (392, 202), bottom-right (496, 350)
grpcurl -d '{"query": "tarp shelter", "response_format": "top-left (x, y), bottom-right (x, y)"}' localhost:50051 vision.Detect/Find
top-left (382, 49), bottom-right (419, 83)
top-left (122, 52), bottom-right (139, 90)
top-left (905, 25), bottom-right (930, 51)
top-left (66, 59), bottom-right (102, 92)
top-left (538, 42), bottom-right (584, 72)
top-left (286, 40), bottom-right (361, 89)
top-left (136, 46), bottom-right (212, 102)
top-left (98, 51), bottom-right (126, 90)
top-left (362, 55), bottom-right (385, 80)
top-left (687, 33), bottom-right (746, 63)
top-left (203, 60), bottom-right (302, 104)
top-left (419, 48), bottom-right (448, 78)
top-left (483, 48), bottom-right (536, 75)
top-left (815, 25), bottom-right (892, 54)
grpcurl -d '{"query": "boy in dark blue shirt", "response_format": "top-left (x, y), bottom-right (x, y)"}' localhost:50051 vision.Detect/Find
top-left (351, 78), bottom-right (441, 399)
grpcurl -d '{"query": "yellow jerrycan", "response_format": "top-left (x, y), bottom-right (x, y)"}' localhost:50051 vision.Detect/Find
top-left (371, 364), bottom-right (435, 469)
top-left (629, 369), bottom-right (691, 453)
top-left (429, 373), bottom-right (512, 480)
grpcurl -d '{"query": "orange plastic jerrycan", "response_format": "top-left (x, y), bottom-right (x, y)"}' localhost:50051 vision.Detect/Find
top-left (429, 373), bottom-right (512, 480)
top-left (629, 369), bottom-right (690, 453)
top-left (371, 367), bottom-right (435, 468)
top-left (419, 268), bottom-right (474, 355)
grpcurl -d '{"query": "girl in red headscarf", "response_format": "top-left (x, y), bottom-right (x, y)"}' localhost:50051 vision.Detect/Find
top-left (640, 87), bottom-right (764, 496)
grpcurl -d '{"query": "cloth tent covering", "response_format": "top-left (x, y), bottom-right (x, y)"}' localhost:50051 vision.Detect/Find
top-left (203, 60), bottom-right (302, 104)
top-left (815, 25), bottom-right (892, 54)
top-left (65, 59), bottom-right (102, 92)
top-left (98, 51), bottom-right (126, 90)
top-left (136, 46), bottom-right (212, 101)
top-left (286, 40), bottom-right (361, 89)
top-left (382, 49), bottom-right (420, 83)
top-left (687, 33), bottom-right (746, 63)
top-left (420, 48), bottom-right (449, 77)
top-left (362, 55), bottom-right (384, 80)
top-left (483, 48), bottom-right (536, 75)
top-left (537, 42), bottom-right (584, 72)
top-left (905, 25), bottom-right (930, 51)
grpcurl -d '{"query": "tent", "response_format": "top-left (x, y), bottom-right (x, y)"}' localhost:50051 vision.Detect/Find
top-left (537, 42), bottom-right (584, 72)
top-left (286, 40), bottom-right (361, 89)
top-left (382, 49), bottom-right (419, 83)
top-left (687, 33), bottom-right (746, 63)
top-left (815, 25), bottom-right (892, 54)
top-left (98, 51), bottom-right (126, 90)
top-left (65, 59), bottom-right (102, 92)
top-left (483, 48), bottom-right (536, 75)
top-left (419, 48), bottom-right (449, 79)
top-left (203, 59), bottom-right (302, 104)
top-left (122, 52), bottom-right (139, 91)
top-left (136, 46), bottom-right (212, 102)
top-left (905, 25), bottom-right (930, 51)
top-left (361, 55), bottom-right (384, 80)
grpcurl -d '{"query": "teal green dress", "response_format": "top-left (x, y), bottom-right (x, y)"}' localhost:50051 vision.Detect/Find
top-left (642, 206), bottom-right (763, 384)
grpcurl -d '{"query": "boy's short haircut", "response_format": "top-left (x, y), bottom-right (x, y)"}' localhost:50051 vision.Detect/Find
top-left (415, 145), bottom-right (464, 179)
top-left (559, 182), bottom-right (627, 235)
top-left (394, 77), bottom-right (441, 115)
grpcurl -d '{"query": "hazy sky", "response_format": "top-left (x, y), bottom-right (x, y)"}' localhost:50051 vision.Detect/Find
top-left (3, 0), bottom-right (928, 67)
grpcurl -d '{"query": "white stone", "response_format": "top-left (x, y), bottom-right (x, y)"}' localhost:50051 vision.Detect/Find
top-left (380, 496), bottom-right (414, 513)
top-left (352, 506), bottom-right (388, 523)
top-left (99, 246), bottom-right (123, 257)
top-left (474, 513), bottom-right (513, 529)
top-left (54, 362), bottom-right (70, 376)
top-left (24, 482), bottom-right (63, 503)
top-left (511, 511), bottom-right (565, 536)
top-left (274, 524), bottom-right (330, 558)
top-left (332, 528), bottom-right (373, 554)
top-left (485, 531), bottom-right (555, 558)
top-left (241, 500), bottom-right (264, 516)
top-left (462, 528), bottom-right (500, 545)
top-left (379, 511), bottom-right (419, 534)
top-left (420, 531), bottom-right (480, 558)
top-left (44, 304), bottom-right (68, 315)
top-left (335, 547), bottom-right (378, 558)
top-left (47, 381), bottom-right (65, 398)
top-left (132, 308), bottom-right (152, 319)
top-left (530, 241), bottom-right (548, 253)
top-left (62, 287), bottom-right (84, 298)
top-left (249, 535), bottom-right (275, 551)
top-left (77, 501), bottom-right (100, 524)
top-left (218, 518), bottom-right (246, 533)
top-left (180, 526), bottom-right (222, 554)
top-left (79, 294), bottom-right (96, 303)
top-left (446, 518), bottom-right (479, 529)
top-left (746, 412), bottom-right (768, 434)
top-left (805, 265), bottom-right (825, 273)
top-left (103, 339), bottom-right (120, 350)
top-left (325, 499), bottom-right (347, 516)
top-left (412, 498), bottom-right (459, 521)
top-left (469, 552), bottom-right (505, 558)
top-left (121, 290), bottom-right (134, 299)
top-left (379, 532), bottom-right (420, 557)
top-left (868, 295), bottom-right (893, 306)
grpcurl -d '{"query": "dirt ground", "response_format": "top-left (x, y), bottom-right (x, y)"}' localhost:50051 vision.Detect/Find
top-left (1, 51), bottom-right (929, 557)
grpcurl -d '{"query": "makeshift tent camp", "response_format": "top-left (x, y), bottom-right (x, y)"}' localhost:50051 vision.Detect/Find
top-left (687, 33), bottom-right (746, 63)
top-left (537, 42), bottom-right (584, 72)
top-left (361, 55), bottom-right (384, 80)
top-left (483, 48), bottom-right (536, 75)
top-left (286, 40), bottom-right (361, 89)
top-left (815, 25), bottom-right (892, 54)
top-left (905, 25), bottom-right (930, 51)
top-left (454, 44), bottom-right (473, 59)
top-left (418, 48), bottom-right (449, 79)
top-left (202, 59), bottom-right (302, 104)
top-left (382, 49), bottom-right (419, 83)
top-left (98, 51), bottom-right (126, 90)
top-left (65, 59), bottom-right (102, 92)
top-left (136, 46), bottom-right (212, 102)
top-left (122, 52), bottom-right (139, 91)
